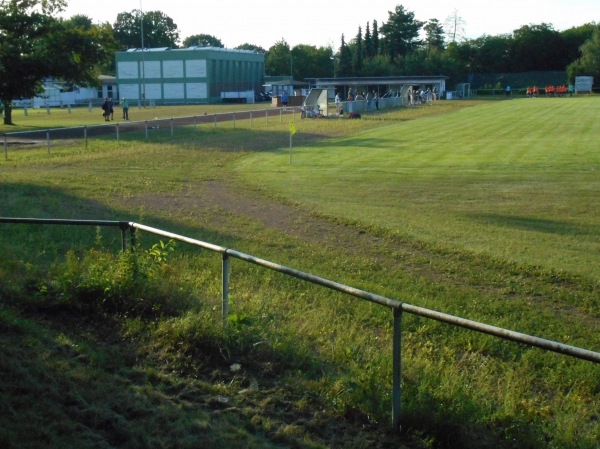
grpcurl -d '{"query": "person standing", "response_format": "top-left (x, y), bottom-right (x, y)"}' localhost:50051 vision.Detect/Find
top-left (281, 90), bottom-right (288, 110)
top-left (121, 97), bottom-right (129, 120)
top-left (505, 85), bottom-right (511, 97)
top-left (101, 98), bottom-right (110, 121)
top-left (108, 98), bottom-right (114, 120)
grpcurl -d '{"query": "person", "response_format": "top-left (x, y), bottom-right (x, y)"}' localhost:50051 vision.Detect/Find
top-left (505, 85), bottom-right (511, 97)
top-left (374, 91), bottom-right (379, 111)
top-left (101, 98), bottom-right (110, 121)
top-left (281, 90), bottom-right (288, 110)
top-left (568, 83), bottom-right (574, 97)
top-left (347, 88), bottom-right (354, 113)
top-left (108, 98), bottom-right (114, 120)
top-left (121, 97), bottom-right (129, 120)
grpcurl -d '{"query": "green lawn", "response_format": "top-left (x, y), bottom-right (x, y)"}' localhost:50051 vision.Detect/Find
top-left (235, 97), bottom-right (600, 281)
top-left (0, 97), bottom-right (598, 449)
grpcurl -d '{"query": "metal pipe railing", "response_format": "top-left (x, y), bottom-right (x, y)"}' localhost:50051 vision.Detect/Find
top-left (2, 217), bottom-right (599, 432)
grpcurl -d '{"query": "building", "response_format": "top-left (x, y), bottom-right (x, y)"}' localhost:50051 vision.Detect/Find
top-left (307, 76), bottom-right (449, 100)
top-left (12, 75), bottom-right (117, 108)
top-left (115, 47), bottom-right (265, 105)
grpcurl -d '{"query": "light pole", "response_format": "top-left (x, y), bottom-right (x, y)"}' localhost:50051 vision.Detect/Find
top-left (140, 1), bottom-right (146, 105)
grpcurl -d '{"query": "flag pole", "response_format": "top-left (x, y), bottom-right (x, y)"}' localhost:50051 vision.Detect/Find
top-left (289, 121), bottom-right (296, 164)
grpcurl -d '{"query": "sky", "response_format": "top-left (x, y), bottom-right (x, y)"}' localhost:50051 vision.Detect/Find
top-left (60, 0), bottom-right (599, 50)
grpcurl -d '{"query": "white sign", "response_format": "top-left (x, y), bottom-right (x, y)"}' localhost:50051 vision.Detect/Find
top-left (575, 76), bottom-right (593, 92)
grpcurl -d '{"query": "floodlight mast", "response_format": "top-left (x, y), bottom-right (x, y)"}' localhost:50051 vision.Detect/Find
top-left (140, 1), bottom-right (145, 105)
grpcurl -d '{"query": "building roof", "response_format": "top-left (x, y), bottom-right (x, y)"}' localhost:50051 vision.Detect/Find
top-left (306, 76), bottom-right (448, 87)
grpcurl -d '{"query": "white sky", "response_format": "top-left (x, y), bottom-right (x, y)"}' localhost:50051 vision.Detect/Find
top-left (60, 0), bottom-right (599, 50)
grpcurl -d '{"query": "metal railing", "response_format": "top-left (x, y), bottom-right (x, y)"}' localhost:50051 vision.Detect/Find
top-left (1, 217), bottom-right (598, 430)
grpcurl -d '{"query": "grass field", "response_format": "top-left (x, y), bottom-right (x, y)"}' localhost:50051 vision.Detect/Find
top-left (0, 98), bottom-right (598, 449)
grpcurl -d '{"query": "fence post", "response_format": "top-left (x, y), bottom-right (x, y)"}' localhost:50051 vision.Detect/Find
top-left (392, 307), bottom-right (403, 430)
top-left (222, 252), bottom-right (230, 329)
top-left (84, 126), bottom-right (88, 150)
top-left (46, 130), bottom-right (50, 154)
top-left (214, 114), bottom-right (217, 129)
top-left (145, 121), bottom-right (148, 140)
top-left (170, 118), bottom-right (174, 137)
top-left (116, 123), bottom-right (119, 142)
top-left (233, 112), bottom-right (236, 129)
top-left (3, 134), bottom-right (7, 160)
top-left (250, 110), bottom-right (253, 127)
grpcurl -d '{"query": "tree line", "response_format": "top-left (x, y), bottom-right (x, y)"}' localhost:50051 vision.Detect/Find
top-left (1, 0), bottom-right (599, 125)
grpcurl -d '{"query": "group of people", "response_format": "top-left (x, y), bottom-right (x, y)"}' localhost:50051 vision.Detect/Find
top-left (101, 97), bottom-right (129, 121)
top-left (407, 87), bottom-right (435, 105)
top-left (337, 89), bottom-right (380, 114)
top-left (525, 85), bottom-right (574, 97)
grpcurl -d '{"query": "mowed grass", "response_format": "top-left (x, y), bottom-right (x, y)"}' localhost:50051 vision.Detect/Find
top-left (236, 97), bottom-right (600, 281)
top-left (0, 98), bottom-right (599, 449)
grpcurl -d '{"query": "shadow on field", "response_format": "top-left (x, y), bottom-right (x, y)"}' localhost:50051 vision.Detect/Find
top-left (470, 213), bottom-right (597, 237)
top-left (1, 183), bottom-right (549, 449)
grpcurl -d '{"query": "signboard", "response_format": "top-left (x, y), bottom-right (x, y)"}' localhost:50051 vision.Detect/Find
top-left (575, 76), bottom-right (593, 92)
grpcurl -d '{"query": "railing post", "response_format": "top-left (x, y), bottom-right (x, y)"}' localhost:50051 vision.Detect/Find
top-left (214, 114), bottom-right (217, 128)
top-left (130, 226), bottom-right (137, 249)
top-left (222, 252), bottom-right (230, 329)
top-left (145, 121), bottom-right (148, 140)
top-left (392, 306), bottom-right (402, 430)
top-left (84, 126), bottom-right (88, 150)
top-left (4, 134), bottom-right (7, 160)
top-left (116, 123), bottom-right (119, 142)
top-left (170, 118), bottom-right (174, 137)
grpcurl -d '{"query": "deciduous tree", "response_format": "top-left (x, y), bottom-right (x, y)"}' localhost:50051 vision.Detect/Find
top-left (182, 34), bottom-right (223, 48)
top-left (113, 9), bottom-right (179, 49)
top-left (0, 0), bottom-right (113, 125)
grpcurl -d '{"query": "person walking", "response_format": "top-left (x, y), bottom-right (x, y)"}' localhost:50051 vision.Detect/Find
top-left (101, 98), bottom-right (110, 121)
top-left (108, 98), bottom-right (114, 120)
top-left (121, 97), bottom-right (129, 120)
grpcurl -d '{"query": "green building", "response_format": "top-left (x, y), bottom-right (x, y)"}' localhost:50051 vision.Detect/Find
top-left (115, 47), bottom-right (265, 104)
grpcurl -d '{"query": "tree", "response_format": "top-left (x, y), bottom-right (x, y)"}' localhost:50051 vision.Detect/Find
top-left (567, 25), bottom-right (600, 84)
top-left (561, 24), bottom-right (596, 64)
top-left (236, 43), bottom-right (266, 53)
top-left (0, 0), bottom-right (113, 125)
top-left (444, 9), bottom-right (467, 43)
top-left (510, 24), bottom-right (567, 72)
top-left (423, 18), bottom-right (445, 54)
top-left (182, 34), bottom-right (223, 48)
top-left (364, 22), bottom-right (374, 59)
top-left (113, 9), bottom-right (179, 49)
top-left (372, 20), bottom-right (380, 56)
top-left (265, 40), bottom-right (291, 76)
top-left (289, 44), bottom-right (334, 80)
top-left (336, 34), bottom-right (353, 77)
top-left (379, 5), bottom-right (424, 61)
top-left (352, 26), bottom-right (364, 75)
top-left (471, 34), bottom-right (512, 73)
